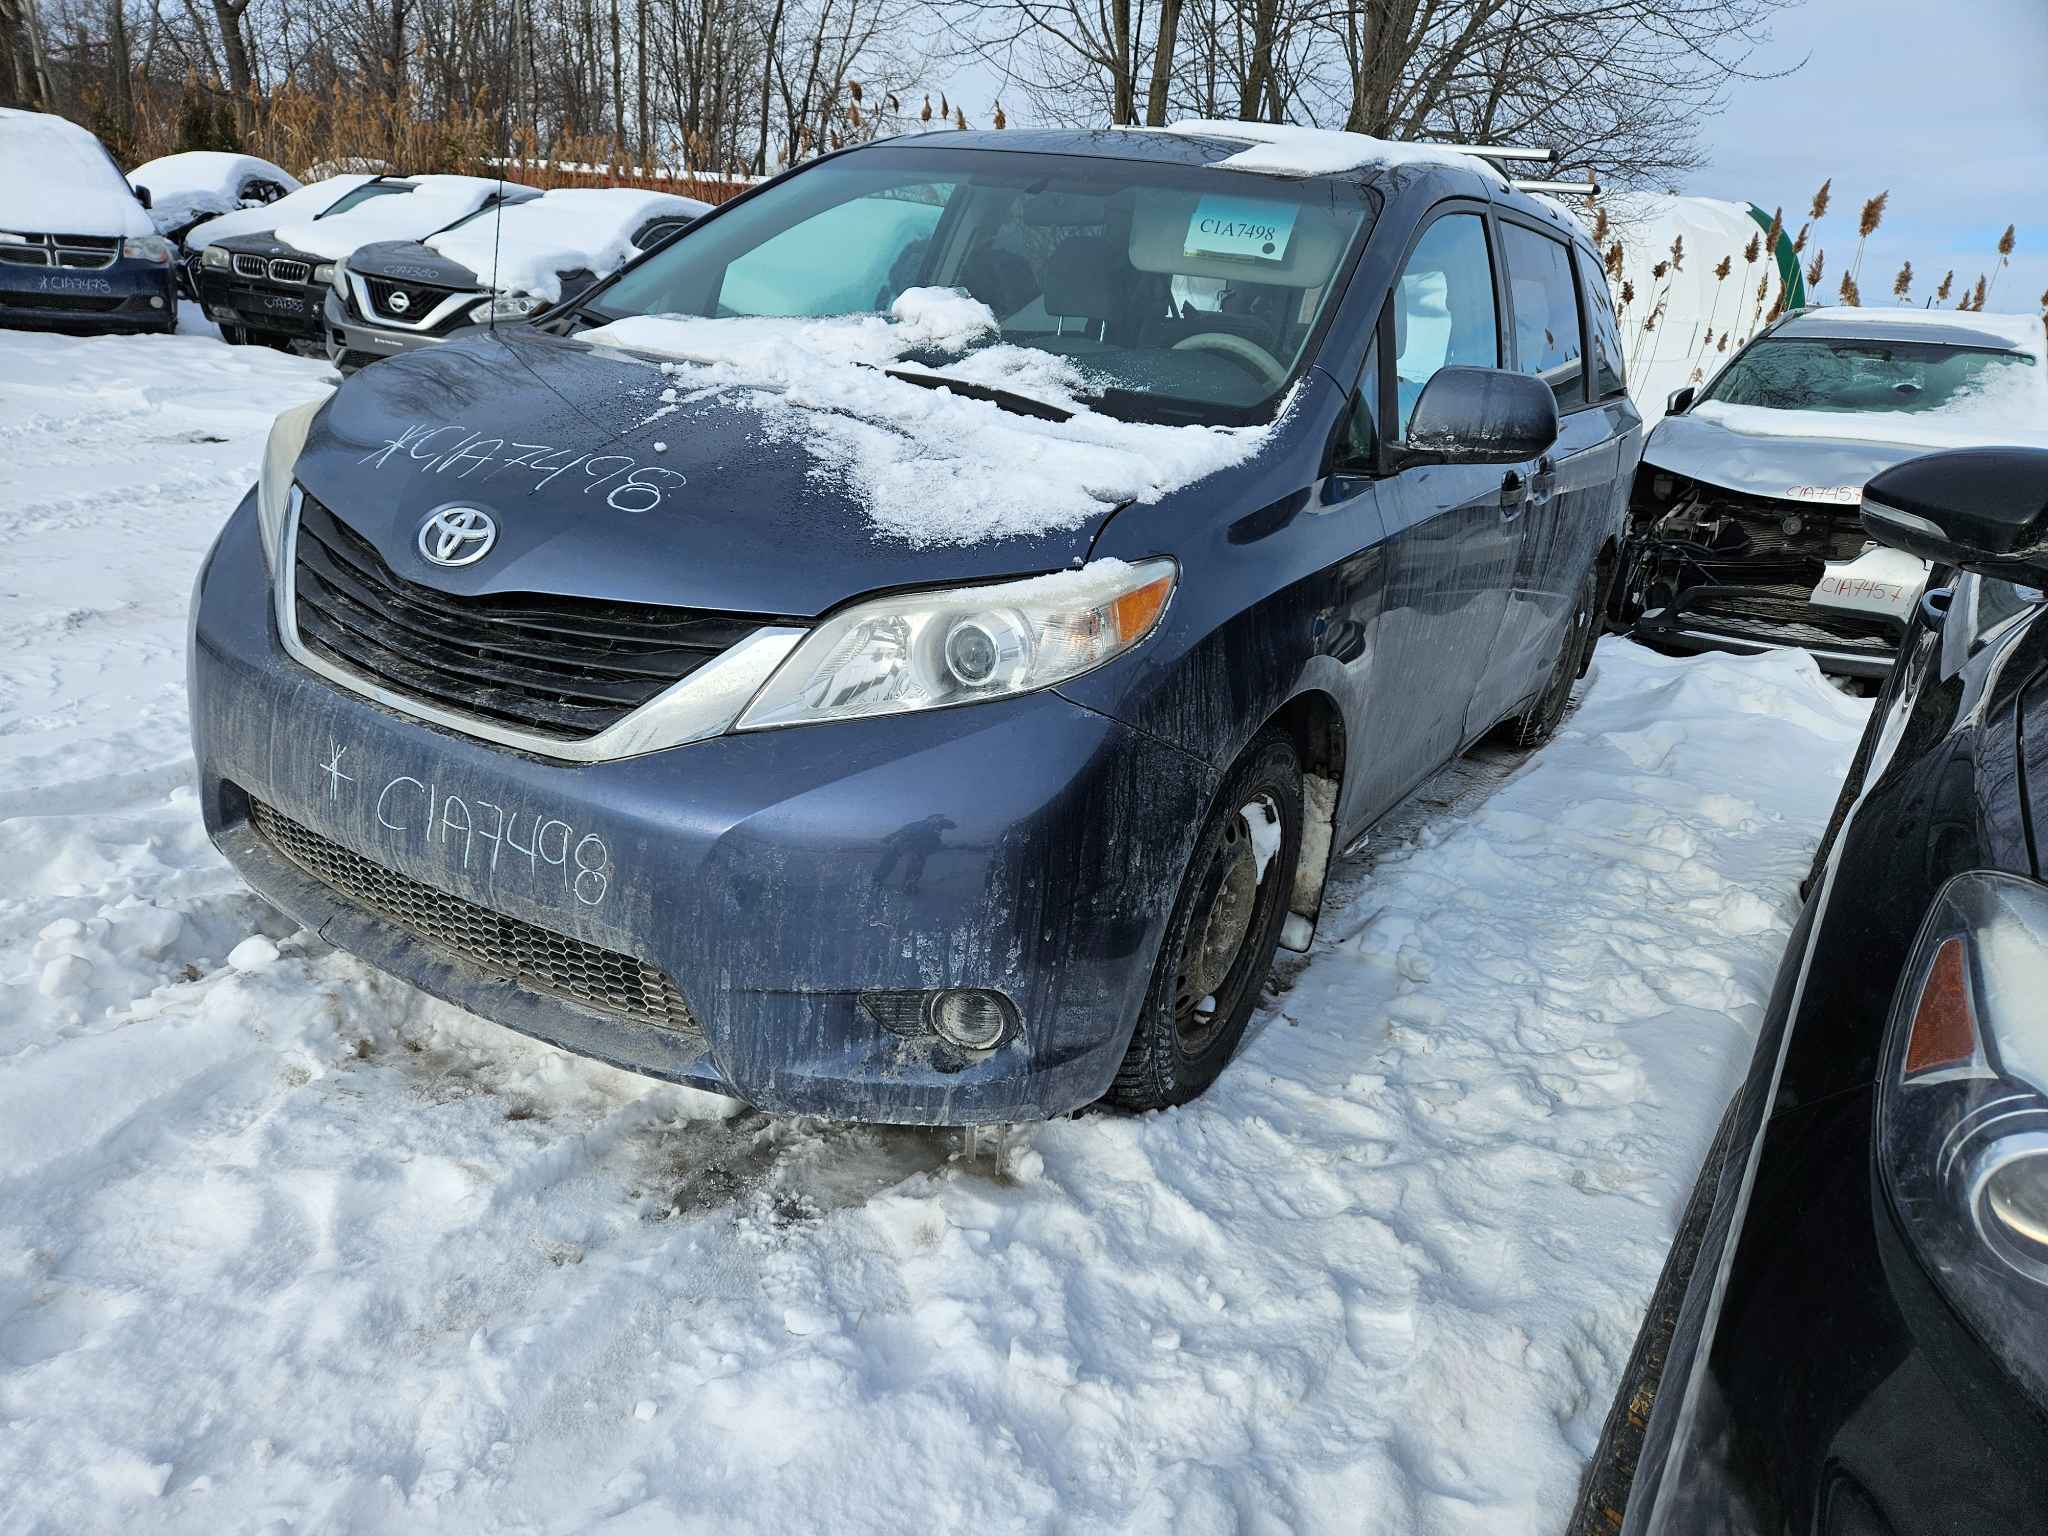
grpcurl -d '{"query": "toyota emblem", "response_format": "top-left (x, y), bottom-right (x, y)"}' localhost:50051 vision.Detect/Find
top-left (418, 507), bottom-right (498, 567)
top-left (388, 289), bottom-right (412, 314)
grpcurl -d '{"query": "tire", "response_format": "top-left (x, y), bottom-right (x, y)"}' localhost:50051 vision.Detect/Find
top-left (1107, 730), bottom-right (1302, 1112)
top-left (1505, 562), bottom-right (1601, 749)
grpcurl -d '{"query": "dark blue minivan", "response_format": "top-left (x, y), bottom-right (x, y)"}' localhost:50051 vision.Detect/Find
top-left (189, 124), bottom-right (1642, 1124)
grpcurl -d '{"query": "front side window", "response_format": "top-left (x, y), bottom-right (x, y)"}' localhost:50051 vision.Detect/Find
top-left (588, 147), bottom-right (1377, 427)
top-left (1574, 244), bottom-right (1626, 400)
top-left (1702, 337), bottom-right (2037, 416)
top-left (1391, 211), bottom-right (1497, 437)
top-left (1501, 223), bottom-right (1585, 409)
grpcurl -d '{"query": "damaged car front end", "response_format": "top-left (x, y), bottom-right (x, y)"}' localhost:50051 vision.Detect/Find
top-left (1615, 309), bottom-right (2048, 679)
top-left (1618, 431), bottom-right (1926, 678)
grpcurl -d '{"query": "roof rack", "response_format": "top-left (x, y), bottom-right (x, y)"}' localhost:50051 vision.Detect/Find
top-left (1424, 143), bottom-right (1598, 198)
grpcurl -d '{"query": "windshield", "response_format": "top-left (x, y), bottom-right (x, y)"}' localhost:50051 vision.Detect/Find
top-left (586, 146), bottom-right (1376, 426)
top-left (321, 182), bottom-right (412, 219)
top-left (1704, 336), bottom-right (2036, 415)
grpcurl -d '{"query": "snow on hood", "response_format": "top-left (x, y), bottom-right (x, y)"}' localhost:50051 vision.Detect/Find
top-left (424, 187), bottom-right (710, 300)
top-left (182, 174), bottom-right (376, 251)
top-left (126, 150), bottom-right (299, 235)
top-left (0, 108), bottom-right (153, 239)
top-left (1150, 120), bottom-right (1503, 182)
top-left (274, 175), bottom-right (529, 262)
top-left (581, 288), bottom-right (1283, 546)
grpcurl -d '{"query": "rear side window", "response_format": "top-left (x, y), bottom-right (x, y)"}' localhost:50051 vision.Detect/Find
top-left (1500, 223), bottom-right (1585, 408)
top-left (1392, 212), bottom-right (1498, 437)
top-left (1575, 245), bottom-right (1627, 400)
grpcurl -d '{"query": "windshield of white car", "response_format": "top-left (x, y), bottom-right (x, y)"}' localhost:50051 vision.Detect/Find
top-left (582, 147), bottom-right (1377, 427)
top-left (1703, 336), bottom-right (2036, 415)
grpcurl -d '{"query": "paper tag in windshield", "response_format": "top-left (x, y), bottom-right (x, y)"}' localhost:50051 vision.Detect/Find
top-left (1185, 196), bottom-right (1297, 263)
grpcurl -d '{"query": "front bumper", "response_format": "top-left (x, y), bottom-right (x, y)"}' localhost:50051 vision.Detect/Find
top-left (0, 254), bottom-right (175, 331)
top-left (195, 264), bottom-right (328, 343)
top-left (190, 496), bottom-right (1214, 1123)
top-left (1626, 548), bottom-right (1909, 679)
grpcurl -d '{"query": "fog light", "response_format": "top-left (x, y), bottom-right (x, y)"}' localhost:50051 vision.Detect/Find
top-left (931, 988), bottom-right (1015, 1051)
top-left (149, 295), bottom-right (164, 309)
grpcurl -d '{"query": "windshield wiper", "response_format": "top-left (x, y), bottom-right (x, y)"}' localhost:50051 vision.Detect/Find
top-left (882, 367), bottom-right (1072, 423)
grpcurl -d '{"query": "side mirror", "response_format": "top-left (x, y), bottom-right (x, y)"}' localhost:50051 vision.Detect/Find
top-left (1861, 447), bottom-right (2048, 586)
top-left (132, 183), bottom-right (152, 209)
top-left (1402, 366), bottom-right (1559, 467)
top-left (1666, 385), bottom-right (1695, 415)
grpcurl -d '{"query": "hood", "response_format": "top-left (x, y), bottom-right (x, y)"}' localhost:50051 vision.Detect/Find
top-left (347, 239), bottom-right (482, 290)
top-left (1642, 407), bottom-right (1936, 504)
top-left (293, 329), bottom-right (1108, 618)
top-left (215, 230), bottom-right (318, 263)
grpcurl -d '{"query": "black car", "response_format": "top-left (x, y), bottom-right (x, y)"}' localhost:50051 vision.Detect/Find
top-left (1576, 446), bottom-right (2048, 1533)
top-left (326, 186), bottom-right (705, 370)
top-left (194, 177), bottom-right (419, 348)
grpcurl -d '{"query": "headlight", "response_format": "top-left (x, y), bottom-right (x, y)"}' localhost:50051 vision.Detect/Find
top-left (471, 292), bottom-right (546, 322)
top-left (1879, 870), bottom-right (2048, 1404)
top-left (201, 245), bottom-right (229, 269)
top-left (315, 262), bottom-right (337, 286)
top-left (122, 235), bottom-right (173, 265)
top-left (256, 398), bottom-right (328, 570)
top-left (734, 559), bottom-right (1177, 731)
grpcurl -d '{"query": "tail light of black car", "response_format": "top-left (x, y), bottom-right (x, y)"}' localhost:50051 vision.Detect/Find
top-left (1878, 871), bottom-right (2048, 1405)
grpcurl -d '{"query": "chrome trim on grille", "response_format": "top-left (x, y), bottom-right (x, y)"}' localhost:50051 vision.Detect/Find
top-left (272, 487), bottom-right (806, 762)
top-left (1, 233), bottom-right (117, 269)
top-left (233, 251), bottom-right (267, 279)
top-left (269, 257), bottom-right (311, 285)
top-left (347, 269), bottom-right (484, 332)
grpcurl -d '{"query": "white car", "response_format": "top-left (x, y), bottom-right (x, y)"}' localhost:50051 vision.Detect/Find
top-left (127, 151), bottom-right (299, 246)
top-left (1618, 306), bottom-right (2048, 677)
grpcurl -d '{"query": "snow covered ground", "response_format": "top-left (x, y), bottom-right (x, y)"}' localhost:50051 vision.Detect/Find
top-left (0, 322), bottom-right (1871, 1534)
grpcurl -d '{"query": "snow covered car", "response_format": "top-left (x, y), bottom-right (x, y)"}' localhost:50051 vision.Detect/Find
top-left (325, 186), bottom-right (709, 370)
top-left (0, 108), bottom-right (177, 335)
top-left (195, 174), bottom-right (530, 350)
top-left (1576, 446), bottom-right (2048, 1534)
top-left (1616, 306), bottom-right (2048, 678)
top-left (128, 150), bottom-right (299, 251)
top-left (189, 124), bottom-right (1642, 1124)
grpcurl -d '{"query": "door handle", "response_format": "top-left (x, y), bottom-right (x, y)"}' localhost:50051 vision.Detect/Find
top-left (1530, 454), bottom-right (1558, 506)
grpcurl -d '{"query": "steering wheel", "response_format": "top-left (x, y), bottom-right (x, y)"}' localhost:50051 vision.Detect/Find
top-left (1171, 331), bottom-right (1289, 388)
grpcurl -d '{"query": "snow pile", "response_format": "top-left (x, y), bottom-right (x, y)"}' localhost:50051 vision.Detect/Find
top-left (586, 288), bottom-right (1282, 544)
top-left (182, 174), bottom-right (376, 252)
top-left (126, 151), bottom-right (299, 237)
top-left (0, 107), bottom-right (153, 238)
top-left (425, 187), bottom-right (710, 299)
top-left (1589, 193), bottom-right (1785, 425)
top-left (274, 174), bottom-right (531, 262)
top-left (1152, 120), bottom-right (1504, 182)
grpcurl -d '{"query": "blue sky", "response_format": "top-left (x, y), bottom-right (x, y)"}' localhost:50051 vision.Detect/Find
top-left (940, 0), bottom-right (2048, 324)
top-left (1700, 0), bottom-right (2047, 318)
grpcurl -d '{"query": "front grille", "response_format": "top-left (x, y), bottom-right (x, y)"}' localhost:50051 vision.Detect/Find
top-left (1682, 582), bottom-right (1900, 653)
top-left (291, 492), bottom-right (769, 739)
top-left (2, 233), bottom-right (117, 269)
top-left (269, 257), bottom-right (311, 285)
top-left (233, 252), bottom-right (268, 279)
top-left (250, 797), bottom-right (699, 1034)
top-left (362, 274), bottom-right (464, 326)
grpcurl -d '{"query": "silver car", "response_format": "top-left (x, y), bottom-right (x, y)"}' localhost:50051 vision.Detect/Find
top-left (1616, 306), bottom-right (2048, 677)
